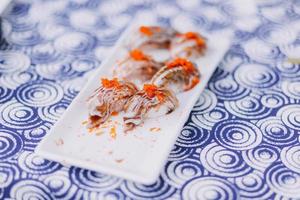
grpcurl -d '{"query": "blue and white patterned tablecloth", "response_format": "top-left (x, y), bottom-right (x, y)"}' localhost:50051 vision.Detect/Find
top-left (0, 0), bottom-right (300, 199)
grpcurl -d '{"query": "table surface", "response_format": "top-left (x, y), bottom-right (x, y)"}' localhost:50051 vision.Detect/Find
top-left (0, 0), bottom-right (300, 199)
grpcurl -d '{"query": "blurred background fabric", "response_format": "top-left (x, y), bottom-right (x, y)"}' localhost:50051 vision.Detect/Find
top-left (0, 0), bottom-right (300, 199)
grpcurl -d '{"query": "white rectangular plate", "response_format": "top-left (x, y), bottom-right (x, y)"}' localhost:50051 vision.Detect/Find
top-left (36, 20), bottom-right (231, 184)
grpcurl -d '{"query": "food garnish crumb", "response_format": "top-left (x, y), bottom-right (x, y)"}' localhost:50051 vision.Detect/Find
top-left (96, 131), bottom-right (104, 136)
top-left (82, 121), bottom-right (88, 125)
top-left (115, 159), bottom-right (124, 163)
top-left (150, 127), bottom-right (161, 132)
top-left (110, 126), bottom-right (117, 139)
top-left (55, 138), bottom-right (64, 146)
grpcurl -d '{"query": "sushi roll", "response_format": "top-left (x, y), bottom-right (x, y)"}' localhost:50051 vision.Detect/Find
top-left (123, 84), bottom-right (178, 131)
top-left (87, 78), bottom-right (138, 128)
top-left (170, 32), bottom-right (206, 59)
top-left (151, 58), bottom-right (200, 93)
top-left (129, 26), bottom-right (177, 50)
top-left (114, 49), bottom-right (163, 85)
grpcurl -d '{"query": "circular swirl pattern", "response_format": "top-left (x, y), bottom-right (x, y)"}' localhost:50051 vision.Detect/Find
top-left (213, 120), bottom-right (263, 150)
top-left (9, 179), bottom-right (54, 200)
top-left (9, 2), bottom-right (30, 17)
top-left (279, 43), bottom-right (300, 60)
top-left (42, 169), bottom-right (75, 199)
top-left (234, 63), bottom-right (279, 88)
top-left (162, 159), bottom-right (204, 188)
top-left (224, 94), bottom-right (272, 119)
top-left (261, 90), bottom-right (289, 108)
top-left (18, 151), bottom-right (62, 175)
top-left (192, 106), bottom-right (229, 130)
top-left (0, 100), bottom-right (42, 130)
top-left (200, 142), bottom-right (252, 177)
top-left (180, 176), bottom-right (239, 200)
top-left (0, 129), bottom-right (23, 160)
top-left (0, 87), bottom-right (13, 103)
top-left (97, 190), bottom-right (125, 200)
top-left (209, 76), bottom-right (250, 101)
top-left (120, 176), bottom-right (176, 200)
top-left (281, 145), bottom-right (300, 173)
top-left (70, 167), bottom-right (122, 192)
top-left (30, 43), bottom-right (62, 64)
top-left (176, 123), bottom-right (212, 148)
top-left (22, 122), bottom-right (51, 150)
top-left (35, 61), bottom-right (78, 80)
top-left (69, 9), bottom-right (98, 30)
top-left (38, 101), bottom-right (68, 123)
top-left (235, 171), bottom-right (273, 199)
top-left (0, 163), bottom-right (20, 188)
top-left (257, 24), bottom-right (297, 46)
top-left (38, 21), bottom-right (67, 40)
top-left (168, 144), bottom-right (194, 161)
top-left (282, 81), bottom-right (300, 100)
top-left (210, 67), bottom-right (230, 81)
top-left (94, 28), bottom-right (123, 46)
top-left (71, 57), bottom-right (98, 72)
top-left (275, 59), bottom-right (300, 79)
top-left (242, 143), bottom-right (280, 171)
top-left (192, 89), bottom-right (217, 114)
top-left (257, 117), bottom-right (298, 146)
top-left (0, 71), bottom-right (37, 90)
top-left (9, 29), bottom-right (42, 46)
top-left (54, 32), bottom-right (96, 55)
top-left (277, 104), bottom-right (300, 131)
top-left (243, 39), bottom-right (283, 64)
top-left (62, 77), bottom-right (87, 101)
top-left (0, 51), bottom-right (30, 74)
top-left (265, 162), bottom-right (300, 198)
top-left (16, 81), bottom-right (64, 107)
top-left (9, 16), bottom-right (36, 32)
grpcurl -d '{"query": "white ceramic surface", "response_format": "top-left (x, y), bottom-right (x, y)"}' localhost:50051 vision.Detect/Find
top-left (0, 0), bottom-right (11, 15)
top-left (36, 20), bottom-right (231, 184)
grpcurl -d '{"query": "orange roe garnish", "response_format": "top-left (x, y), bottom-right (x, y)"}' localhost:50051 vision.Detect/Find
top-left (139, 26), bottom-right (161, 36)
top-left (143, 84), bottom-right (165, 102)
top-left (129, 49), bottom-right (150, 61)
top-left (167, 58), bottom-right (196, 73)
top-left (183, 32), bottom-right (206, 47)
top-left (101, 78), bottom-right (121, 89)
top-left (143, 84), bottom-right (158, 98)
top-left (111, 111), bottom-right (118, 116)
